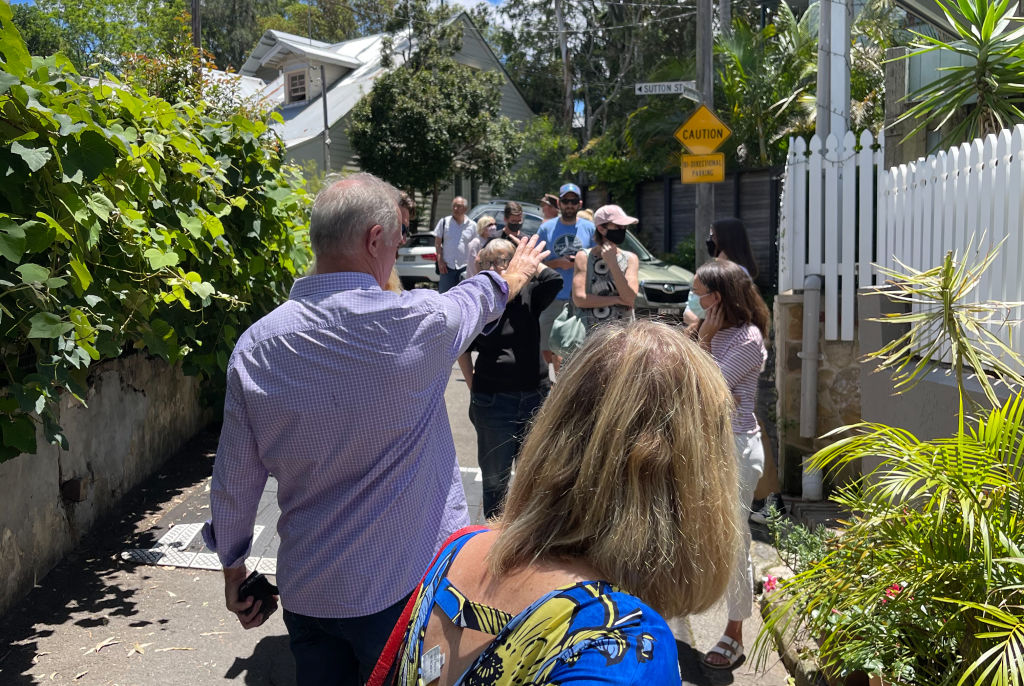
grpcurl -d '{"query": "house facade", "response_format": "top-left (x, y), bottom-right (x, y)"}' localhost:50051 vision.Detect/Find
top-left (238, 14), bottom-right (535, 226)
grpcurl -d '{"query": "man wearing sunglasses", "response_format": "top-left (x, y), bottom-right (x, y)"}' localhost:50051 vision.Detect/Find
top-left (535, 183), bottom-right (595, 373)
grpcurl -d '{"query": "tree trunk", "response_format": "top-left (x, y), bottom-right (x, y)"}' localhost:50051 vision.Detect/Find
top-left (430, 185), bottom-right (440, 230)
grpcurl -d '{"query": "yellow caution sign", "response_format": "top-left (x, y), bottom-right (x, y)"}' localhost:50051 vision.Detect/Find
top-left (681, 153), bottom-right (725, 184)
top-left (674, 105), bottom-right (732, 155)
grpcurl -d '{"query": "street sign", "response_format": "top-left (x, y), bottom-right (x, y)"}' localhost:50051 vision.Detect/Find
top-left (674, 104), bottom-right (732, 155)
top-left (634, 81), bottom-right (700, 101)
top-left (681, 153), bottom-right (725, 184)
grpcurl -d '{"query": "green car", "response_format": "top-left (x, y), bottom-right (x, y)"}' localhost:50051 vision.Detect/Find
top-left (618, 230), bottom-right (693, 320)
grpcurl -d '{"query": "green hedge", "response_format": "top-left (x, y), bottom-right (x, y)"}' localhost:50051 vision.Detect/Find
top-left (0, 6), bottom-right (312, 462)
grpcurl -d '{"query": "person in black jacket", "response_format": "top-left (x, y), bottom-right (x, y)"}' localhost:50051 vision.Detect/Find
top-left (457, 238), bottom-right (563, 519)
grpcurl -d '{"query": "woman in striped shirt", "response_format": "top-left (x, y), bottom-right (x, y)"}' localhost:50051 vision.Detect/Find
top-left (692, 259), bottom-right (770, 670)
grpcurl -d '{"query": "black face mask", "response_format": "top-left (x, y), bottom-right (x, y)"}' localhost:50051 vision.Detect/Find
top-left (505, 223), bottom-right (522, 234)
top-left (605, 228), bottom-right (627, 245)
top-left (706, 239), bottom-right (718, 257)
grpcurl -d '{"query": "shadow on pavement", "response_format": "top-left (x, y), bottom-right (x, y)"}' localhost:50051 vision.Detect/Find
top-left (0, 430), bottom-right (219, 685)
top-left (224, 634), bottom-right (295, 685)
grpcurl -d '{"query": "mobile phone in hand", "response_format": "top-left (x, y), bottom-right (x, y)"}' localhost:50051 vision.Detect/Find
top-left (238, 571), bottom-right (279, 622)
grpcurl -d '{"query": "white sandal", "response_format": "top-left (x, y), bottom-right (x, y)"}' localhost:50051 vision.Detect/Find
top-left (702, 634), bottom-right (744, 670)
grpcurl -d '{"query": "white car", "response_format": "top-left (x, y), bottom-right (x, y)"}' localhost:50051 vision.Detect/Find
top-left (396, 233), bottom-right (440, 289)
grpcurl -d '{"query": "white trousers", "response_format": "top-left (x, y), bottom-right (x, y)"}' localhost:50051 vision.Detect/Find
top-left (726, 430), bottom-right (765, 622)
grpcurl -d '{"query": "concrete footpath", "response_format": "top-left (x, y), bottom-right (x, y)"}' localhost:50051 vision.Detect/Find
top-left (0, 365), bottom-right (791, 685)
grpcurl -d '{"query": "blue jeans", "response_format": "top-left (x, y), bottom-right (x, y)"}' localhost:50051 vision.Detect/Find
top-left (282, 592), bottom-right (410, 686)
top-left (438, 266), bottom-right (465, 293)
top-left (469, 389), bottom-right (547, 518)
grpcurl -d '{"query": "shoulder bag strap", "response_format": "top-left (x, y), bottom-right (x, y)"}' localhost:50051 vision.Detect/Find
top-left (366, 524), bottom-right (488, 686)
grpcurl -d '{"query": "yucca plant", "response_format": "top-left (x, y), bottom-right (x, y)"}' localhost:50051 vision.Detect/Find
top-left (896, 0), bottom-right (1024, 148)
top-left (756, 242), bottom-right (1024, 685)
top-left (868, 240), bottom-right (1024, 408)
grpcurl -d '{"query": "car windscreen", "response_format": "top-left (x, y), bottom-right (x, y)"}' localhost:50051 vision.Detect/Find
top-left (623, 231), bottom-right (655, 262)
top-left (406, 234), bottom-right (434, 248)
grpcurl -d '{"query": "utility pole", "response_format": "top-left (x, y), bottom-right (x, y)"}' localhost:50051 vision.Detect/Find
top-left (191, 0), bottom-right (201, 50)
top-left (554, 0), bottom-right (573, 127)
top-left (321, 64), bottom-right (331, 173)
top-left (694, 0), bottom-right (715, 267)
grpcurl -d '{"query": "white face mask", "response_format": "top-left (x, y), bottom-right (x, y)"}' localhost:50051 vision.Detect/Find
top-left (687, 289), bottom-right (706, 319)
top-left (486, 225), bottom-right (502, 239)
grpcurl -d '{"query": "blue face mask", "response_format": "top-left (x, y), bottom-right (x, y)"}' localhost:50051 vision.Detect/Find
top-left (687, 289), bottom-right (706, 319)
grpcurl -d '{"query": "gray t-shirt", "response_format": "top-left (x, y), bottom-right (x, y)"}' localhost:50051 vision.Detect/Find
top-left (578, 249), bottom-right (635, 331)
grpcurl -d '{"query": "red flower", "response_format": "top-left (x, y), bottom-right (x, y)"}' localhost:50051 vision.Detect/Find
top-left (763, 575), bottom-right (779, 593)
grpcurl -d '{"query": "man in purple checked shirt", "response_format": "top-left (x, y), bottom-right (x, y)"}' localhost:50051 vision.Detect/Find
top-left (201, 173), bottom-right (549, 686)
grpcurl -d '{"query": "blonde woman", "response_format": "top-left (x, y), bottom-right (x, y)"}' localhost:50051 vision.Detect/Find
top-left (465, 215), bottom-right (501, 278)
top-left (374, 321), bottom-right (740, 685)
top-left (572, 204), bottom-right (640, 332)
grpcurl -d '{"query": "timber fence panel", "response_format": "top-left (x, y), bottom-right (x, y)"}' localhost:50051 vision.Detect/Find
top-left (824, 133), bottom-right (840, 340)
top-left (841, 130), bottom-right (857, 340)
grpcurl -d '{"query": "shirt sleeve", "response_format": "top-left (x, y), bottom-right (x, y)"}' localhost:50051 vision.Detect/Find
top-left (541, 620), bottom-right (681, 684)
top-left (531, 269), bottom-right (564, 314)
top-left (712, 331), bottom-right (765, 393)
top-left (201, 358), bottom-right (269, 569)
top-left (437, 271), bottom-right (509, 361)
top-left (433, 217), bottom-right (446, 238)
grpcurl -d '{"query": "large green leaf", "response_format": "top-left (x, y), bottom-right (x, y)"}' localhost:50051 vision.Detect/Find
top-left (10, 141), bottom-right (51, 173)
top-left (26, 312), bottom-right (74, 339)
top-left (0, 217), bottom-right (26, 262)
top-left (1, 415), bottom-right (36, 455)
top-left (16, 262), bottom-right (49, 283)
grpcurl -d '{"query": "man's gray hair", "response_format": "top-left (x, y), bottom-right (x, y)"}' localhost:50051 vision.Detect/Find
top-left (309, 173), bottom-right (401, 257)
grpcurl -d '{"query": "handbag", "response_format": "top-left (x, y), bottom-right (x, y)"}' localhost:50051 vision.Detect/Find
top-left (549, 302), bottom-right (586, 358)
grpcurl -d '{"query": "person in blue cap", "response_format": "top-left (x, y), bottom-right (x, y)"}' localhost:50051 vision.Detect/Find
top-left (535, 183), bottom-right (595, 374)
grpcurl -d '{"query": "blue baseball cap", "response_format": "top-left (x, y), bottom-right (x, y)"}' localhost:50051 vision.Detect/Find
top-left (559, 183), bottom-right (582, 198)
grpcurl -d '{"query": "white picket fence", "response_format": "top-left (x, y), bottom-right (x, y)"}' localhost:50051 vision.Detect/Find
top-left (779, 124), bottom-right (1024, 344)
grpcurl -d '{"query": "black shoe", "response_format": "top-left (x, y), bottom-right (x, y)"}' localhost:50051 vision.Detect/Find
top-left (749, 493), bottom-right (785, 525)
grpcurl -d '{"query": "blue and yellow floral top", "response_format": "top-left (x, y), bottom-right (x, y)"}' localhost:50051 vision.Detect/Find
top-left (394, 529), bottom-right (681, 685)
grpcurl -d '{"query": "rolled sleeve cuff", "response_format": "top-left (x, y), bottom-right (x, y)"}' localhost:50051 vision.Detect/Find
top-left (201, 520), bottom-right (250, 569)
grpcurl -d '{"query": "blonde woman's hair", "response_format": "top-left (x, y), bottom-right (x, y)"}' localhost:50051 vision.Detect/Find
top-left (489, 320), bottom-right (740, 618)
top-left (577, 208), bottom-right (594, 222)
top-left (476, 215), bottom-right (497, 238)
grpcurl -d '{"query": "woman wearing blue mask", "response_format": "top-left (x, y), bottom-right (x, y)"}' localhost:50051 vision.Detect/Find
top-left (571, 205), bottom-right (640, 333)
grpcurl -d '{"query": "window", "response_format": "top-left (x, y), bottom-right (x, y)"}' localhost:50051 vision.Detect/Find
top-left (288, 71), bottom-right (306, 103)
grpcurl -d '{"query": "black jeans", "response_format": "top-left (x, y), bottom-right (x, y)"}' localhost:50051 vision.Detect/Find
top-left (282, 592), bottom-right (410, 686)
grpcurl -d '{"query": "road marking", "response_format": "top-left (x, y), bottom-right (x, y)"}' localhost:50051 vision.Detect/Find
top-left (459, 466), bottom-right (483, 482)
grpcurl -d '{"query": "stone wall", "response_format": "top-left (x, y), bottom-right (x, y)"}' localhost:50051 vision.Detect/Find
top-left (0, 354), bottom-right (212, 617)
top-left (773, 292), bottom-right (863, 494)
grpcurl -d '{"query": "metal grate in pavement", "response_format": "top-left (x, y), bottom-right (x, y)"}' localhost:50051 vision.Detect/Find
top-left (121, 523), bottom-right (276, 573)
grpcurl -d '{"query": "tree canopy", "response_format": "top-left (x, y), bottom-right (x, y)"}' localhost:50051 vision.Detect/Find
top-left (349, 3), bottom-right (523, 224)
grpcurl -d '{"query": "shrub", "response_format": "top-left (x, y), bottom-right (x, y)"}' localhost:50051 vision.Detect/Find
top-left (0, 6), bottom-right (312, 462)
top-left (756, 243), bottom-right (1024, 685)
